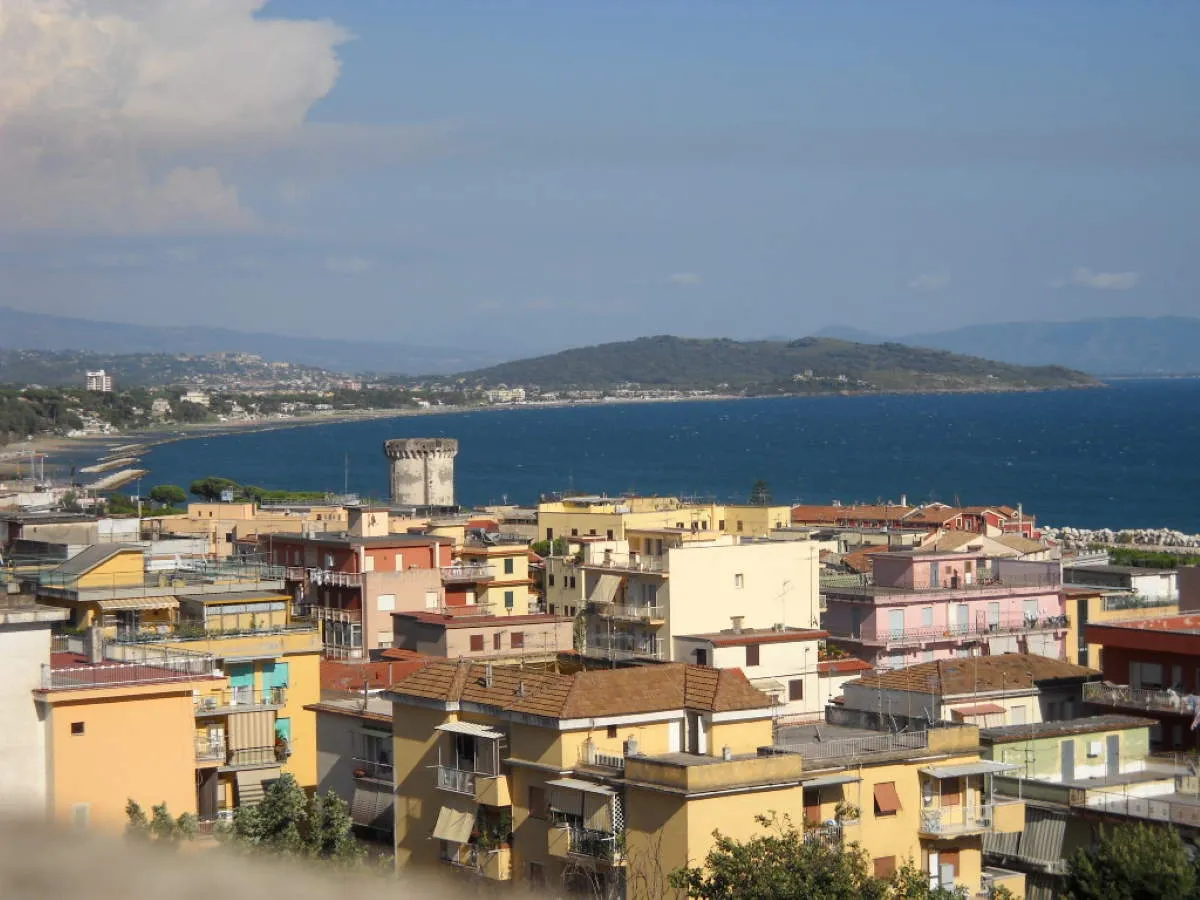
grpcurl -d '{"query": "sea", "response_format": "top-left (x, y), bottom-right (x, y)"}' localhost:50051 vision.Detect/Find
top-left (133, 378), bottom-right (1200, 533)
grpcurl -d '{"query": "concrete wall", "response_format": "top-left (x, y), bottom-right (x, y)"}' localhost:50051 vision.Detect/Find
top-left (363, 569), bottom-right (443, 650)
top-left (673, 637), bottom-right (822, 716)
top-left (987, 726), bottom-right (1151, 780)
top-left (0, 621), bottom-right (56, 818)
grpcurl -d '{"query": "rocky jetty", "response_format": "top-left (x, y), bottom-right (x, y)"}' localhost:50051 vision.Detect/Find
top-left (1047, 526), bottom-right (1200, 551)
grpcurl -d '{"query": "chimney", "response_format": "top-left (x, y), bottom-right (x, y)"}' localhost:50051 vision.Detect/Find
top-left (483, 664), bottom-right (495, 688)
top-left (84, 625), bottom-right (105, 665)
top-left (730, 616), bottom-right (744, 634)
top-left (900, 493), bottom-right (908, 507)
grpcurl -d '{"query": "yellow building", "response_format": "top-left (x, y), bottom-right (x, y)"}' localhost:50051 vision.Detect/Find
top-left (458, 536), bottom-right (538, 614)
top-left (1062, 586), bottom-right (1178, 669)
top-left (146, 501), bottom-right (349, 557)
top-left (386, 659), bottom-right (1023, 898)
top-left (538, 496), bottom-right (793, 545)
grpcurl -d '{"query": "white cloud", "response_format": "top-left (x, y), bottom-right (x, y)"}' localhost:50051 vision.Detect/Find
top-left (0, 0), bottom-right (349, 234)
top-left (1060, 267), bottom-right (1140, 291)
top-left (908, 272), bottom-right (951, 291)
top-left (666, 272), bottom-right (702, 285)
top-left (324, 255), bottom-right (373, 275)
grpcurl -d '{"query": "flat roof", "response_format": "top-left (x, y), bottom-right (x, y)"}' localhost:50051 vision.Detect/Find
top-left (0, 598), bottom-right (71, 625)
top-left (679, 627), bottom-right (829, 647)
top-left (392, 610), bottom-right (574, 628)
top-left (1064, 564), bottom-right (1175, 576)
top-left (982, 715), bottom-right (1155, 744)
top-left (180, 590), bottom-right (290, 604)
top-left (261, 532), bottom-right (447, 547)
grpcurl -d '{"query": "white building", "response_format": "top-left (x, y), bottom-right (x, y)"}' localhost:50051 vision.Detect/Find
top-left (85, 370), bottom-right (113, 392)
top-left (0, 597), bottom-right (70, 819)
top-left (547, 535), bottom-right (819, 663)
top-left (180, 390), bottom-right (211, 408)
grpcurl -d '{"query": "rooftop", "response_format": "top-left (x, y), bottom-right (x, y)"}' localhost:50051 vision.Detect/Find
top-left (387, 660), bottom-right (772, 721)
top-left (1064, 564), bottom-right (1176, 576)
top-left (0, 596), bottom-right (71, 626)
top-left (679, 627), bottom-right (829, 647)
top-left (392, 609), bottom-right (573, 628)
top-left (850, 653), bottom-right (1098, 696)
top-left (1088, 613), bottom-right (1200, 636)
top-left (261, 531), bottom-right (448, 548)
top-left (981, 715), bottom-right (1155, 744)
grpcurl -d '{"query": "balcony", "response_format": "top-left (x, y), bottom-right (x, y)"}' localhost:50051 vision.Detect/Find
top-left (194, 687), bottom-right (287, 715)
top-left (441, 565), bottom-right (497, 583)
top-left (776, 729), bottom-right (929, 764)
top-left (436, 766), bottom-right (476, 796)
top-left (918, 802), bottom-right (1022, 837)
top-left (582, 555), bottom-right (666, 575)
top-left (225, 745), bottom-right (286, 768)
top-left (549, 825), bottom-right (623, 864)
top-left (593, 603), bottom-right (666, 625)
top-left (1084, 681), bottom-right (1198, 716)
top-left (308, 569), bottom-right (364, 588)
top-left (585, 636), bottom-right (666, 661)
top-left (352, 758), bottom-right (393, 782)
top-left (846, 614), bottom-right (1070, 648)
top-left (195, 736), bottom-right (227, 764)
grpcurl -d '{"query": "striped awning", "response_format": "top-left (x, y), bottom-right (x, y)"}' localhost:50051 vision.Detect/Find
top-left (228, 710), bottom-right (275, 751)
top-left (921, 761), bottom-right (1020, 779)
top-left (351, 782), bottom-right (394, 831)
top-left (97, 597), bottom-right (179, 611)
top-left (436, 721), bottom-right (505, 740)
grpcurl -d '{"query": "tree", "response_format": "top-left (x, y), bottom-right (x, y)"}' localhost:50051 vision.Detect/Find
top-left (189, 476), bottom-right (240, 501)
top-left (749, 479), bottom-right (772, 506)
top-left (227, 773), bottom-right (363, 866)
top-left (669, 814), bottom-right (967, 900)
top-left (1065, 822), bottom-right (1198, 900)
top-left (125, 800), bottom-right (197, 848)
top-left (148, 484), bottom-right (187, 506)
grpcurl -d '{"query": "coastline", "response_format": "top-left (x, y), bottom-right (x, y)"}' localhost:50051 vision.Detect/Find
top-left (1, 380), bottom-right (1101, 483)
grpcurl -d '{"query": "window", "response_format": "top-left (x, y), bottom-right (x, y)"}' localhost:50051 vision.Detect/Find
top-left (529, 861), bottom-right (546, 886)
top-left (511, 632), bottom-right (524, 649)
top-left (922, 606), bottom-right (934, 627)
top-left (746, 645), bottom-right (760, 667)
top-left (736, 521), bottom-right (744, 532)
top-left (718, 520), bottom-right (725, 531)
top-left (571, 529), bottom-right (578, 537)
top-left (789, 679), bottom-right (804, 701)
top-left (607, 725), bottom-right (618, 739)
top-left (529, 786), bottom-right (547, 818)
top-left (425, 591), bottom-right (439, 609)
top-left (377, 593), bottom-right (396, 612)
top-left (942, 777), bottom-right (962, 806)
top-left (873, 781), bottom-right (900, 817)
top-left (504, 558), bottom-right (515, 575)
top-left (504, 590), bottom-right (515, 610)
top-left (548, 574), bottom-right (555, 587)
top-left (470, 634), bottom-right (485, 652)
top-left (606, 529), bottom-right (614, 540)
top-left (874, 856), bottom-right (897, 879)
top-left (695, 649), bottom-right (708, 666)
top-left (71, 721), bottom-right (85, 736)
top-left (734, 573), bottom-right (744, 589)
top-left (546, 528), bottom-right (554, 541)
top-left (589, 529), bottom-right (597, 536)
top-left (493, 633), bottom-right (502, 651)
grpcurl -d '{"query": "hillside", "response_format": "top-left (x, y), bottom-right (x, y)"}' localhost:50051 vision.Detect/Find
top-left (0, 349), bottom-right (340, 388)
top-left (900, 317), bottom-right (1200, 376)
top-left (0, 305), bottom-right (500, 375)
top-left (458, 336), bottom-right (1099, 393)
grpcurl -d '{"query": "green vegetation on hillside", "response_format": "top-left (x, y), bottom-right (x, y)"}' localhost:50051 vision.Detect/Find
top-left (459, 336), bottom-right (1099, 394)
top-left (1106, 547), bottom-right (1200, 569)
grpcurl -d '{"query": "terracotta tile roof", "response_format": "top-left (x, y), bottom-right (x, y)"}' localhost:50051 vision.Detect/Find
top-left (842, 544), bottom-right (889, 573)
top-left (388, 661), bottom-right (772, 719)
top-left (321, 656), bottom-right (431, 692)
top-left (682, 627), bottom-right (828, 647)
top-left (992, 534), bottom-right (1047, 555)
top-left (901, 507), bottom-right (964, 525)
top-left (392, 609), bottom-right (572, 628)
top-left (818, 658), bottom-right (873, 676)
top-left (791, 504), bottom-right (912, 524)
top-left (850, 653), bottom-right (1098, 696)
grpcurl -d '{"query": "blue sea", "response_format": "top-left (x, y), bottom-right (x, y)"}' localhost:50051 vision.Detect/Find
top-left (136, 379), bottom-right (1200, 532)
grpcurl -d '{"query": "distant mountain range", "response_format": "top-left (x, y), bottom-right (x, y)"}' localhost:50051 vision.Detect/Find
top-left (460, 335), bottom-right (1098, 393)
top-left (0, 306), bottom-right (499, 375)
top-left (816, 317), bottom-right (1200, 375)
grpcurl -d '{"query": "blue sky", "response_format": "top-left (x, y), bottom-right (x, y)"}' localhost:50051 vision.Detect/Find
top-left (1, 1), bottom-right (1197, 356)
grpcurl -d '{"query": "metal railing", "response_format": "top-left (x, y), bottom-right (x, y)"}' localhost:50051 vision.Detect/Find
top-left (1084, 681), bottom-right (1200, 715)
top-left (580, 746), bottom-right (626, 771)
top-left (847, 614), bottom-right (1069, 647)
top-left (583, 556), bottom-right (667, 574)
top-left (919, 803), bottom-right (998, 836)
top-left (563, 825), bottom-right (621, 862)
top-left (585, 636), bottom-right (666, 661)
top-left (41, 653), bottom-right (217, 690)
top-left (113, 623), bottom-right (317, 644)
top-left (227, 745), bottom-right (285, 767)
top-left (194, 687), bottom-right (287, 714)
top-left (196, 737), bottom-right (227, 763)
top-left (804, 823), bottom-right (846, 848)
top-left (595, 603), bottom-right (665, 622)
top-left (308, 569), bottom-right (364, 587)
top-left (353, 757), bottom-right (394, 781)
top-left (436, 765), bottom-right (476, 795)
top-left (778, 729), bottom-right (928, 763)
top-left (441, 565), bottom-right (497, 582)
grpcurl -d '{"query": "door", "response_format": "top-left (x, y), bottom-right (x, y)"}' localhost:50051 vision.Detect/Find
top-left (955, 604), bottom-right (969, 633)
top-left (228, 663), bottom-right (254, 705)
top-left (686, 712), bottom-right (701, 754)
top-left (889, 609), bottom-right (905, 639)
top-left (1107, 735), bottom-right (1120, 777)
top-left (988, 602), bottom-right (1001, 629)
top-left (1062, 740), bottom-right (1075, 782)
top-left (196, 769), bottom-right (219, 819)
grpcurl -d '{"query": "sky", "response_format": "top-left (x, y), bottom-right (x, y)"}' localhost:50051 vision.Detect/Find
top-left (1, 0), bottom-right (1198, 357)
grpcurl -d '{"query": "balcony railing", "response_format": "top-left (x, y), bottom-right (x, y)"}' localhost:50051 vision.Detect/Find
top-left (580, 747), bottom-right (626, 772)
top-left (583, 556), bottom-right (667, 574)
top-left (226, 745), bottom-right (286, 767)
top-left (436, 765), bottom-right (476, 795)
top-left (804, 823), bottom-right (847, 848)
top-left (846, 614), bottom-right (1069, 647)
top-left (441, 565), bottom-right (497, 583)
top-left (919, 803), bottom-right (1003, 836)
top-left (564, 825), bottom-right (621, 862)
top-left (194, 687), bottom-right (287, 715)
top-left (41, 655), bottom-right (217, 690)
top-left (353, 758), bottom-right (394, 781)
top-left (1084, 681), bottom-right (1200, 716)
top-left (594, 603), bottom-right (665, 622)
top-left (308, 569), bottom-right (364, 588)
top-left (585, 636), bottom-right (666, 661)
top-left (195, 737), bottom-right (227, 763)
top-left (777, 729), bottom-right (928, 763)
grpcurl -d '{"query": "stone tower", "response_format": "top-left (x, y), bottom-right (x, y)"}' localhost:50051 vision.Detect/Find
top-left (383, 438), bottom-right (458, 507)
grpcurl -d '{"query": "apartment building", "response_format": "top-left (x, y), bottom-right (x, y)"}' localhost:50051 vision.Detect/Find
top-left (392, 608), bottom-right (575, 661)
top-left (454, 533), bottom-right (538, 614)
top-left (538, 495), bottom-right (793, 544)
top-left (547, 535), bottom-right (819, 663)
top-left (85, 370), bottom-right (113, 392)
top-left (792, 502), bottom-right (1038, 539)
top-left (824, 551), bottom-right (1068, 671)
top-left (147, 500), bottom-right (350, 557)
top-left (842, 654), bottom-right (1099, 729)
top-left (386, 658), bottom-right (1024, 898)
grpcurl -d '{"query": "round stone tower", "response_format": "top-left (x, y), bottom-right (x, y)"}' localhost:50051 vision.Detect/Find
top-left (383, 438), bottom-right (458, 507)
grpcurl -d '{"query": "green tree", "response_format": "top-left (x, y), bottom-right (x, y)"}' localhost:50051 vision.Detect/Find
top-left (148, 484), bottom-right (187, 506)
top-left (228, 773), bottom-right (363, 866)
top-left (189, 476), bottom-right (240, 501)
top-left (125, 800), bottom-right (197, 848)
top-left (749, 479), bottom-right (772, 506)
top-left (1065, 822), bottom-right (1198, 900)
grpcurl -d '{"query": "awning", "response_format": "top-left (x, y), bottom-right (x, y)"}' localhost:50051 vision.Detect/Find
top-left (351, 782), bottom-right (394, 831)
top-left (873, 781), bottom-right (901, 815)
top-left (97, 597), bottom-right (179, 611)
top-left (750, 678), bottom-right (786, 694)
top-left (545, 777), bottom-right (616, 796)
top-left (234, 767), bottom-right (280, 807)
top-left (588, 573), bottom-right (622, 606)
top-left (436, 721), bottom-right (505, 740)
top-left (802, 773), bottom-right (862, 789)
top-left (921, 761), bottom-right (1020, 779)
top-left (432, 799), bottom-right (477, 843)
top-left (951, 703), bottom-right (1007, 717)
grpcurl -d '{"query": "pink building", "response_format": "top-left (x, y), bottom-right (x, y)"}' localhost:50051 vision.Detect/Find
top-left (824, 551), bottom-right (1068, 671)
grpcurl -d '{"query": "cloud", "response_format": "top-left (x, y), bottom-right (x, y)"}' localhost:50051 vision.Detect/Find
top-left (324, 255), bottom-right (373, 275)
top-left (1055, 267), bottom-right (1140, 291)
top-left (0, 0), bottom-right (349, 235)
top-left (908, 273), bottom-right (951, 291)
top-left (666, 272), bottom-right (702, 285)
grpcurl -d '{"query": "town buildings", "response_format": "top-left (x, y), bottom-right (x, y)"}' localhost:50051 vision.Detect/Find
top-left (823, 551), bottom-right (1069, 672)
top-left (537, 495), bottom-right (794, 544)
top-left (392, 608), bottom-right (575, 661)
top-left (85, 369), bottom-right (113, 393)
top-left (791, 502), bottom-right (1038, 539)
